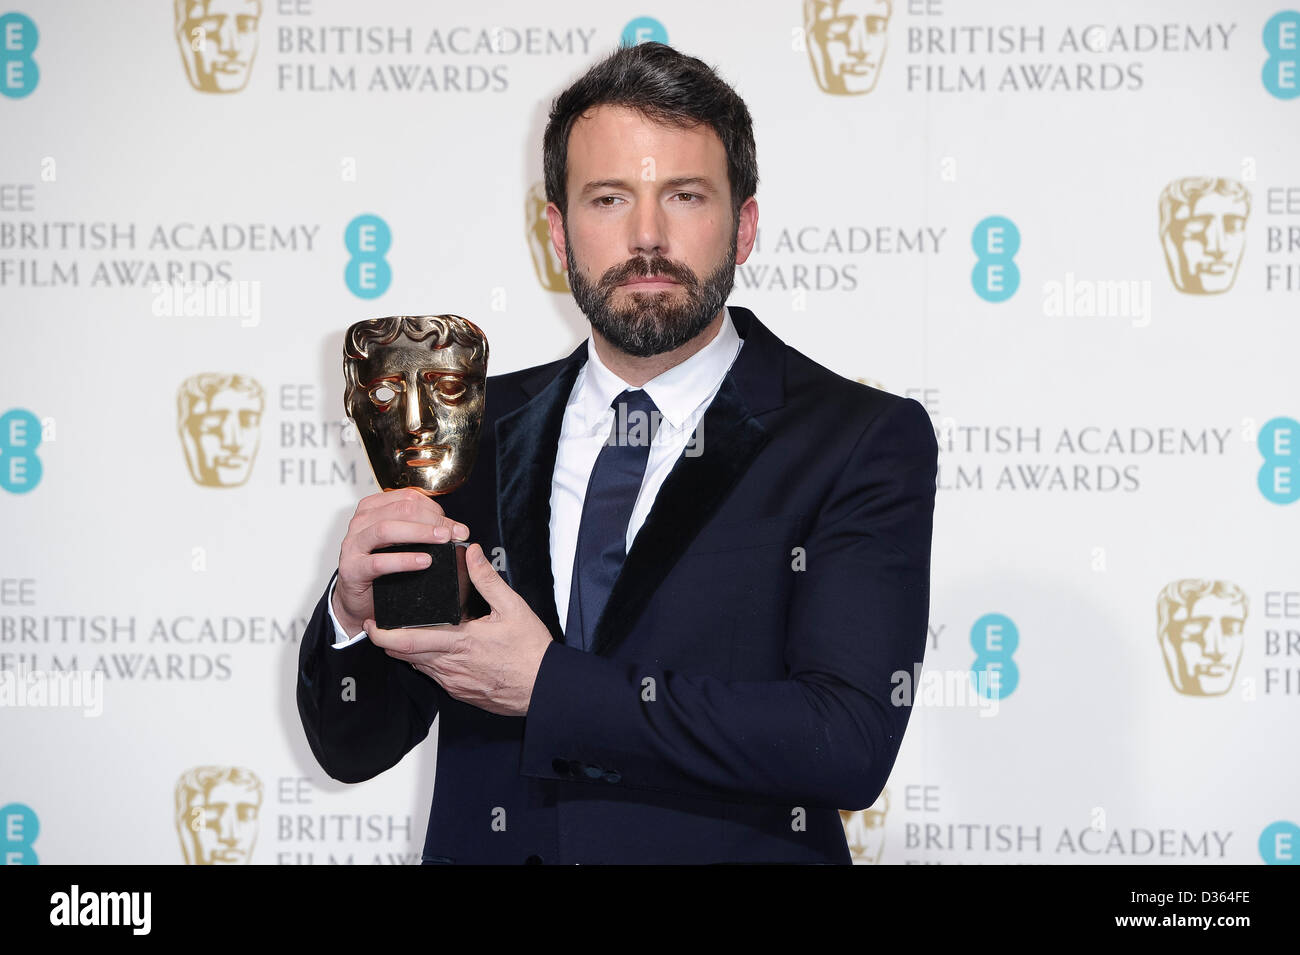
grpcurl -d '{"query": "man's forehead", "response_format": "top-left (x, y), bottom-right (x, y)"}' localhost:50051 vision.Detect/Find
top-left (567, 105), bottom-right (726, 172)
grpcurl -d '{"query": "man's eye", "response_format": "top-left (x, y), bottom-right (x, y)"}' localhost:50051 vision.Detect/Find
top-left (596, 196), bottom-right (622, 207)
top-left (673, 193), bottom-right (697, 202)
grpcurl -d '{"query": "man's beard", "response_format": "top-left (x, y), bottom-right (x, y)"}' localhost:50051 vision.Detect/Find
top-left (566, 228), bottom-right (737, 358)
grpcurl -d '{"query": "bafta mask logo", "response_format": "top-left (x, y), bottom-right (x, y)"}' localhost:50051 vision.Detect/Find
top-left (344, 315), bottom-right (488, 496)
top-left (839, 788), bottom-right (889, 863)
top-left (177, 373), bottom-right (264, 487)
top-left (175, 766), bottom-right (262, 865)
top-left (174, 0), bottom-right (262, 94)
top-left (1157, 579), bottom-right (1248, 697)
top-left (526, 182), bottom-right (569, 292)
top-left (1158, 177), bottom-right (1251, 295)
top-left (805, 0), bottom-right (891, 95)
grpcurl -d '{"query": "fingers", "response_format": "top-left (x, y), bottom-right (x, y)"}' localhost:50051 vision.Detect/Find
top-left (368, 620), bottom-right (460, 655)
top-left (338, 547), bottom-right (432, 588)
top-left (463, 543), bottom-right (520, 615)
top-left (355, 486), bottom-right (443, 518)
top-left (350, 518), bottom-right (459, 557)
top-left (352, 488), bottom-right (470, 537)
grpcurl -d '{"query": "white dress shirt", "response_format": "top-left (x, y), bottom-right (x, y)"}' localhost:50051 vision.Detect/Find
top-left (327, 307), bottom-right (743, 648)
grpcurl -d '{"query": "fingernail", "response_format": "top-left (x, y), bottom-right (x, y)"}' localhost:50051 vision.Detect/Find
top-left (417, 553), bottom-right (432, 567)
top-left (453, 524), bottom-right (469, 540)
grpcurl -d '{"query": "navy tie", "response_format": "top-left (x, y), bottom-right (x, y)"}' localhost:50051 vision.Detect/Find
top-left (565, 388), bottom-right (662, 651)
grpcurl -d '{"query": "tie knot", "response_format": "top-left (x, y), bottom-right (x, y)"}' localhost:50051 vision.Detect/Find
top-left (608, 388), bottom-right (661, 447)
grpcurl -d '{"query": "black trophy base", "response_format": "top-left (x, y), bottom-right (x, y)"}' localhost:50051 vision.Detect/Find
top-left (372, 541), bottom-right (489, 629)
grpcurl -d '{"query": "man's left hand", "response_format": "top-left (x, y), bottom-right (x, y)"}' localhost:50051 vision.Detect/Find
top-left (366, 543), bottom-right (554, 717)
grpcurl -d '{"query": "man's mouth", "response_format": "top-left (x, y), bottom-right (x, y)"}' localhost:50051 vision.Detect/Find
top-left (402, 444), bottom-right (450, 467)
top-left (620, 275), bottom-right (680, 291)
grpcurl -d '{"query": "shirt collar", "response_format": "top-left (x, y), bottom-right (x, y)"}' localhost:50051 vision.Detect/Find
top-left (580, 306), bottom-right (743, 431)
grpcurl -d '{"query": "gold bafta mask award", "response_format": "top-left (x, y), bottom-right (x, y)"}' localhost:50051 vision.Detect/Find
top-left (344, 315), bottom-right (490, 629)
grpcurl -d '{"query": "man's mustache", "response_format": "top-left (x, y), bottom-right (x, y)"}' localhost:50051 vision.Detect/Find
top-left (599, 256), bottom-right (698, 289)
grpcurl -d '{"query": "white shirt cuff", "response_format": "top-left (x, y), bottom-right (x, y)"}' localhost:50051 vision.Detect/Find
top-left (327, 575), bottom-right (370, 649)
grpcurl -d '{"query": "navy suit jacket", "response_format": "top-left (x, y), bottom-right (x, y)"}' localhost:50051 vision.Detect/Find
top-left (296, 306), bottom-right (938, 864)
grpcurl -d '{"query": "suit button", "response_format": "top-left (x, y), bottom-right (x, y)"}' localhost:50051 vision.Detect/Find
top-left (582, 765), bottom-right (604, 779)
top-left (602, 771), bottom-right (621, 784)
top-left (524, 854), bottom-right (544, 865)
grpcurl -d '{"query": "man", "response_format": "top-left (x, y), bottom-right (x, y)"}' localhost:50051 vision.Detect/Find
top-left (297, 42), bottom-right (937, 864)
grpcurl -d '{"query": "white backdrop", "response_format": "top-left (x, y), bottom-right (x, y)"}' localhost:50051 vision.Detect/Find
top-left (1, 0), bottom-right (1297, 865)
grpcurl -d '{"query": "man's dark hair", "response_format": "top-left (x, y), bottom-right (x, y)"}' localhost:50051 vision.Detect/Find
top-left (543, 42), bottom-right (758, 223)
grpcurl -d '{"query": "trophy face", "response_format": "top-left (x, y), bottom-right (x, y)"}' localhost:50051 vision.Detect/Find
top-left (344, 316), bottom-right (488, 495)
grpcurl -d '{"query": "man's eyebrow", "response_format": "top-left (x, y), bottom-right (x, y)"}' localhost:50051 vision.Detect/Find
top-left (579, 175), bottom-right (719, 195)
top-left (661, 176), bottom-right (717, 192)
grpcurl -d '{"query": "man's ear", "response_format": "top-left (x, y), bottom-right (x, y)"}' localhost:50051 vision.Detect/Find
top-left (545, 202), bottom-right (569, 271)
top-left (734, 196), bottom-right (759, 265)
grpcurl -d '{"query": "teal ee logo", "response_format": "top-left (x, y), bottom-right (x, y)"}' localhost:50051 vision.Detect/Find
top-left (0, 408), bottom-right (42, 493)
top-left (971, 613), bottom-right (1019, 699)
top-left (344, 214), bottom-right (391, 299)
top-left (1262, 11), bottom-right (1300, 100)
top-left (1259, 820), bottom-right (1299, 864)
top-left (971, 216), bottom-right (1020, 302)
top-left (621, 17), bottom-right (668, 47)
top-left (0, 12), bottom-right (38, 99)
top-left (1, 803), bottom-right (39, 864)
top-left (1257, 416), bottom-right (1299, 504)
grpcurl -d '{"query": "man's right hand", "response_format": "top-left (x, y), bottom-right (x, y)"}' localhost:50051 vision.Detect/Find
top-left (332, 487), bottom-right (470, 637)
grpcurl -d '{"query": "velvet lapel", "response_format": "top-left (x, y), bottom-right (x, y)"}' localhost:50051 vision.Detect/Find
top-left (590, 306), bottom-right (785, 656)
top-left (494, 343), bottom-right (586, 643)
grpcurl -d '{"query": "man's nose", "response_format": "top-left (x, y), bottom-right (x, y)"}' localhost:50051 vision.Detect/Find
top-left (630, 199), bottom-right (667, 257)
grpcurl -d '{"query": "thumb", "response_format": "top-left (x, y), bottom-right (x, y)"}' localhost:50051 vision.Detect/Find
top-left (465, 542), bottom-right (517, 613)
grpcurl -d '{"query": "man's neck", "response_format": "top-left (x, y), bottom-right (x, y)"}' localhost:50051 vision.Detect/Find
top-left (590, 309), bottom-right (726, 388)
